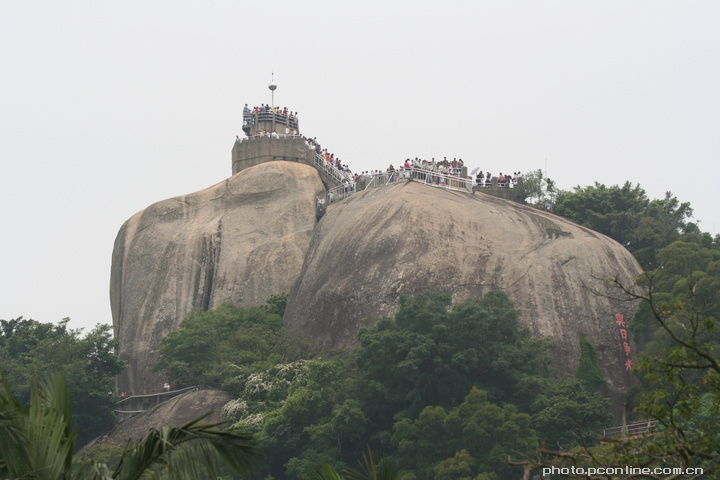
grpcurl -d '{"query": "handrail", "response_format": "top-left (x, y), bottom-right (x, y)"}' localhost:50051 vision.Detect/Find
top-left (236, 133), bottom-right (303, 142)
top-left (244, 111), bottom-right (299, 130)
top-left (317, 182), bottom-right (356, 208)
top-left (112, 386), bottom-right (206, 423)
top-left (363, 174), bottom-right (384, 190)
top-left (602, 420), bottom-right (656, 438)
top-left (112, 385), bottom-right (202, 407)
top-left (235, 133), bottom-right (354, 192)
top-left (316, 166), bottom-right (472, 217)
top-left (363, 167), bottom-right (472, 194)
top-left (314, 153), bottom-right (355, 187)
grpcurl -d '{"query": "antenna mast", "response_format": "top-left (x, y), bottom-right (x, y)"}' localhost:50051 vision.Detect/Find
top-left (268, 72), bottom-right (277, 109)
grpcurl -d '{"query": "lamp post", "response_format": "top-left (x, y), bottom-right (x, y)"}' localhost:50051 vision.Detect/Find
top-left (269, 73), bottom-right (277, 132)
top-left (268, 74), bottom-right (277, 110)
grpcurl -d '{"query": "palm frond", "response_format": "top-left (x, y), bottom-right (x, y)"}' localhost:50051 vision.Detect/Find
top-left (0, 370), bottom-right (77, 480)
top-left (76, 460), bottom-right (115, 480)
top-left (2, 370), bottom-right (262, 480)
top-left (0, 373), bottom-right (31, 477)
top-left (111, 414), bottom-right (262, 480)
top-left (302, 462), bottom-right (347, 480)
top-left (344, 445), bottom-right (397, 480)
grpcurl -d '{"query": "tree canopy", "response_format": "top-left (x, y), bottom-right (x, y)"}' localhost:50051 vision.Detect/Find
top-left (392, 387), bottom-right (537, 479)
top-left (152, 294), bottom-right (305, 393)
top-left (549, 182), bottom-right (698, 269)
top-left (0, 318), bottom-right (125, 447)
top-left (177, 291), bottom-right (610, 480)
top-left (354, 291), bottom-right (552, 430)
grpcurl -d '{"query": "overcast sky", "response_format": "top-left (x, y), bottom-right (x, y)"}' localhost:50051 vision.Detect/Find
top-left (2, 1), bottom-right (719, 333)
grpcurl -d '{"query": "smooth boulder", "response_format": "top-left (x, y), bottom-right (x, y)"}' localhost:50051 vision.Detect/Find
top-left (284, 181), bottom-right (643, 402)
top-left (110, 161), bottom-right (324, 394)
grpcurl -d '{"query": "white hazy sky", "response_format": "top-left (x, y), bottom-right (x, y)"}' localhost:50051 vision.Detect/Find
top-left (2, 1), bottom-right (719, 333)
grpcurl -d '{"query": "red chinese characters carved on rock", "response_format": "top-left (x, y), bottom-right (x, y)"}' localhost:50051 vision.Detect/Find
top-left (615, 313), bottom-right (633, 370)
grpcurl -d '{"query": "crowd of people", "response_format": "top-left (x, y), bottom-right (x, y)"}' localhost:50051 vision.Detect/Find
top-left (402, 157), bottom-right (466, 176)
top-left (358, 158), bottom-right (521, 189)
top-left (236, 130), bottom-right (295, 140)
top-left (243, 103), bottom-right (298, 123)
top-left (237, 106), bottom-right (523, 198)
top-left (234, 127), bottom-right (521, 191)
top-left (475, 171), bottom-right (522, 187)
top-left (304, 136), bottom-right (354, 183)
top-left (349, 157), bottom-right (466, 184)
top-left (238, 105), bottom-right (359, 186)
top-left (241, 103), bottom-right (300, 135)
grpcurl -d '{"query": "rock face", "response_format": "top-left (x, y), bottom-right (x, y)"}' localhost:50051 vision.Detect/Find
top-left (88, 389), bottom-right (233, 448)
top-left (283, 181), bottom-right (643, 402)
top-left (110, 161), bottom-right (325, 394)
top-left (111, 162), bottom-right (643, 404)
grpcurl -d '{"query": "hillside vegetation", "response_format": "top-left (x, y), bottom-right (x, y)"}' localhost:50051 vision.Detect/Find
top-left (148, 291), bottom-right (611, 479)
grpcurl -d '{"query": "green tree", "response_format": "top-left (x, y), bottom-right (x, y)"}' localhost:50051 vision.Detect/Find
top-left (303, 446), bottom-right (398, 480)
top-left (0, 318), bottom-right (125, 446)
top-left (153, 300), bottom-right (305, 392)
top-left (392, 388), bottom-right (536, 480)
top-left (354, 291), bottom-right (552, 434)
top-left (630, 235), bottom-right (720, 344)
top-left (632, 192), bottom-right (697, 268)
top-left (530, 380), bottom-right (612, 448)
top-left (554, 182), bottom-right (651, 249)
top-left (433, 450), bottom-right (480, 480)
top-left (518, 169), bottom-right (556, 209)
top-left (629, 273), bottom-right (720, 470)
top-left (553, 183), bottom-right (696, 269)
top-left (214, 291), bottom-right (614, 479)
top-left (263, 292), bottom-right (289, 317)
top-left (258, 360), bottom-right (354, 479)
top-left (0, 372), bottom-right (262, 480)
top-left (575, 334), bottom-right (605, 392)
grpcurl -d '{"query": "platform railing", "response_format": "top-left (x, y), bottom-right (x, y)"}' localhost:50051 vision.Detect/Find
top-left (112, 386), bottom-right (203, 423)
top-left (243, 111), bottom-right (299, 130)
top-left (236, 133), bottom-right (303, 142)
top-left (314, 153), bottom-right (355, 187)
top-left (317, 182), bottom-right (356, 207)
top-left (363, 167), bottom-right (472, 193)
top-left (602, 420), bottom-right (656, 438)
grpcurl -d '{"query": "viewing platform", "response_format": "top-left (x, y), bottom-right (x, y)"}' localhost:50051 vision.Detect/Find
top-left (242, 110), bottom-right (298, 134)
top-left (233, 98), bottom-right (523, 213)
top-left (232, 103), bottom-right (351, 194)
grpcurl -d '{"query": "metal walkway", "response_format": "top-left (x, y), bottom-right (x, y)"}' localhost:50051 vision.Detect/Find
top-left (315, 166), bottom-right (473, 217)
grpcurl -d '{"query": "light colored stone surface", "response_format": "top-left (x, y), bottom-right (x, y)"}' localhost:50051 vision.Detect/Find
top-left (89, 389), bottom-right (233, 447)
top-left (111, 162), bottom-right (643, 406)
top-left (284, 181), bottom-right (643, 401)
top-left (110, 161), bottom-right (325, 394)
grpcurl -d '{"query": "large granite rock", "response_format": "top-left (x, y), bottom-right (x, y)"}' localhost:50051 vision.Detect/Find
top-left (85, 389), bottom-right (233, 449)
top-left (284, 181), bottom-right (643, 402)
top-left (110, 161), bottom-right (325, 394)
top-left (111, 161), bottom-right (643, 405)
